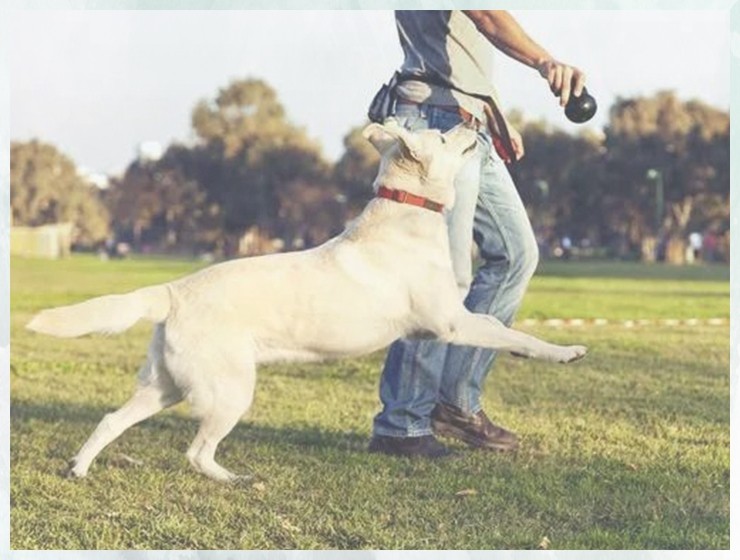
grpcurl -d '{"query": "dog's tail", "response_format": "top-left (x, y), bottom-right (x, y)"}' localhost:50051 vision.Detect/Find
top-left (26, 285), bottom-right (171, 338)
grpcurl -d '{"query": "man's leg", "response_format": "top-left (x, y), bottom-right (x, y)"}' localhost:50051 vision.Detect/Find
top-left (371, 108), bottom-right (485, 447)
top-left (438, 146), bottom-right (539, 416)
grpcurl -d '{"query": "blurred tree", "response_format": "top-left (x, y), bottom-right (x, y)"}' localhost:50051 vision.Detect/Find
top-left (190, 78), bottom-right (333, 252)
top-left (192, 78), bottom-right (287, 159)
top-left (105, 144), bottom-right (214, 252)
top-left (603, 90), bottom-right (729, 261)
top-left (102, 81), bottom-right (729, 263)
top-left (275, 178), bottom-right (346, 250)
top-left (508, 113), bottom-right (605, 253)
top-left (10, 140), bottom-right (110, 246)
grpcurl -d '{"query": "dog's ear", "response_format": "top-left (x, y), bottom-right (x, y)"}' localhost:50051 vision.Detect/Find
top-left (443, 123), bottom-right (478, 156)
top-left (363, 121), bottom-right (421, 160)
top-left (363, 123), bottom-right (396, 154)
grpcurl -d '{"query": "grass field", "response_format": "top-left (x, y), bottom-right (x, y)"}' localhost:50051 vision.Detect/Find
top-left (9, 255), bottom-right (730, 549)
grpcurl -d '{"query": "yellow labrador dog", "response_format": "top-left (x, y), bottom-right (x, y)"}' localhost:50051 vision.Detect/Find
top-left (27, 120), bottom-right (586, 482)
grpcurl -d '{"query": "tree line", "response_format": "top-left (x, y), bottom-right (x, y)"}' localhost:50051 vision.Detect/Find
top-left (10, 78), bottom-right (730, 262)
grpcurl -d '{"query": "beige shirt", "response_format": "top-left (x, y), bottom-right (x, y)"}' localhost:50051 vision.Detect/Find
top-left (394, 10), bottom-right (514, 156)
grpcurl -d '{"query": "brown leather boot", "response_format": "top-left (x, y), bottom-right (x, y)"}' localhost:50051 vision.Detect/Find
top-left (431, 402), bottom-right (519, 451)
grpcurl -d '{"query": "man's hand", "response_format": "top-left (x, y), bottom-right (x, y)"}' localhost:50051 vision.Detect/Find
top-left (463, 11), bottom-right (588, 108)
top-left (493, 125), bottom-right (524, 163)
top-left (537, 59), bottom-right (586, 107)
top-left (507, 126), bottom-right (525, 162)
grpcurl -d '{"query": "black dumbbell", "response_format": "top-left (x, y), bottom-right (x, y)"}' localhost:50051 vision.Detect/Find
top-left (563, 87), bottom-right (597, 123)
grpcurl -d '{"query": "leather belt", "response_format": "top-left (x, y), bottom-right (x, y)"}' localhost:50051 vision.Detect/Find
top-left (396, 98), bottom-right (483, 129)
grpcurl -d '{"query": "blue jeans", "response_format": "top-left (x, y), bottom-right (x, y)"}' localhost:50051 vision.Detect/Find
top-left (373, 102), bottom-right (539, 437)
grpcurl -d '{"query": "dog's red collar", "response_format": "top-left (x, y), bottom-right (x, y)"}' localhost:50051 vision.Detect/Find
top-left (376, 186), bottom-right (444, 213)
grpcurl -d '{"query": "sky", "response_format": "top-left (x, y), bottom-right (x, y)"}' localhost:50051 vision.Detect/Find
top-left (9, 9), bottom-right (730, 176)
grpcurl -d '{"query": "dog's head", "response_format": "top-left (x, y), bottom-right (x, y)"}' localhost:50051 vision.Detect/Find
top-left (363, 119), bottom-right (479, 209)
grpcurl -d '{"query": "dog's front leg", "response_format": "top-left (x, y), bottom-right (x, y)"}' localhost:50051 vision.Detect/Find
top-left (440, 312), bottom-right (587, 363)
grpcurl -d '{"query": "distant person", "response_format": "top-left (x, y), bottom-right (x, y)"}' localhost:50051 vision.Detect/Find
top-left (688, 231), bottom-right (703, 263)
top-left (702, 228), bottom-right (718, 262)
top-left (561, 235), bottom-right (573, 260)
top-left (367, 10), bottom-right (588, 458)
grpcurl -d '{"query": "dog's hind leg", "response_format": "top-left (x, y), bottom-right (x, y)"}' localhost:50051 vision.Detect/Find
top-left (67, 377), bottom-right (182, 478)
top-left (184, 367), bottom-right (256, 482)
top-left (182, 348), bottom-right (257, 483)
top-left (442, 311), bottom-right (587, 363)
top-left (67, 328), bottom-right (182, 478)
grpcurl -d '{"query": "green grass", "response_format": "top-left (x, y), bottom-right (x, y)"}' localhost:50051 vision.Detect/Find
top-left (10, 255), bottom-right (730, 549)
top-left (521, 260), bottom-right (729, 320)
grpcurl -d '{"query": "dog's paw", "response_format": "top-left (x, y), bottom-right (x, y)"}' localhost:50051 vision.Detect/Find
top-left (560, 345), bottom-right (587, 363)
top-left (64, 458), bottom-right (88, 480)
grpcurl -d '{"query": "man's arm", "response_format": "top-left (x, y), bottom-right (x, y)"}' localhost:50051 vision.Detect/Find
top-left (463, 10), bottom-right (586, 107)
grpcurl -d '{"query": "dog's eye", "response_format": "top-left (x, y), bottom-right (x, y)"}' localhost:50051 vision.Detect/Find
top-left (440, 136), bottom-right (447, 144)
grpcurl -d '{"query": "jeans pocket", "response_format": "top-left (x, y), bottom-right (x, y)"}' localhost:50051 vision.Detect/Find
top-left (426, 107), bottom-right (466, 133)
top-left (477, 130), bottom-right (502, 165)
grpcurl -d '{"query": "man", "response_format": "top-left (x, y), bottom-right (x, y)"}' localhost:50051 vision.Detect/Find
top-left (368, 10), bottom-right (587, 457)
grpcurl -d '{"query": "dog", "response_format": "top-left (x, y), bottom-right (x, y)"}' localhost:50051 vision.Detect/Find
top-left (27, 120), bottom-right (587, 482)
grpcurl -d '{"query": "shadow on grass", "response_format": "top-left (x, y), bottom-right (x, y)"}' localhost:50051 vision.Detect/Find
top-left (10, 399), bottom-right (730, 549)
top-left (10, 398), bottom-right (371, 454)
top-left (530, 287), bottom-right (729, 299)
top-left (535, 260), bottom-right (730, 282)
